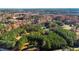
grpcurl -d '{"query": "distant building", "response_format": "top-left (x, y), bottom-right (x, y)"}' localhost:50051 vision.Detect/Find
top-left (62, 25), bottom-right (72, 30)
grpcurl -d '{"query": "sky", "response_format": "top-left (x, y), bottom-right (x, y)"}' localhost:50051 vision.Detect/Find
top-left (0, 0), bottom-right (79, 8)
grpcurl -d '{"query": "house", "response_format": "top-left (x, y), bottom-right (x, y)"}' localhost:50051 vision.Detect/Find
top-left (62, 25), bottom-right (72, 30)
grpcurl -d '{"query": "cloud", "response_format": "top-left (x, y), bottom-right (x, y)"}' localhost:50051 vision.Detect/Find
top-left (0, 0), bottom-right (79, 8)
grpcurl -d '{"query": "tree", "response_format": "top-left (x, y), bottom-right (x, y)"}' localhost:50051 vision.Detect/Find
top-left (54, 20), bottom-right (63, 26)
top-left (16, 35), bottom-right (28, 50)
top-left (53, 27), bottom-right (76, 47)
top-left (41, 31), bottom-right (67, 50)
top-left (0, 27), bottom-right (25, 49)
top-left (27, 31), bottom-right (67, 50)
top-left (0, 22), bottom-right (5, 30)
top-left (27, 34), bottom-right (44, 47)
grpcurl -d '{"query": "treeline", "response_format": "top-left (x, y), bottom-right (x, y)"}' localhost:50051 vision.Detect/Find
top-left (0, 23), bottom-right (76, 51)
